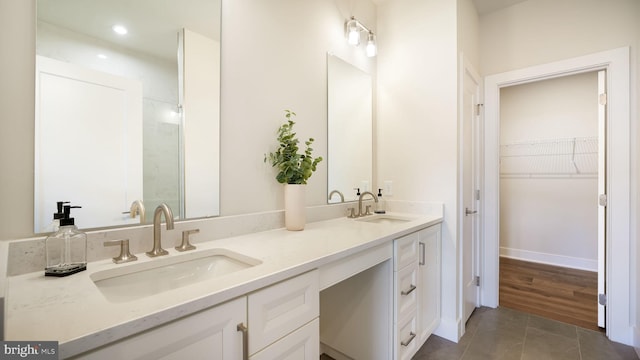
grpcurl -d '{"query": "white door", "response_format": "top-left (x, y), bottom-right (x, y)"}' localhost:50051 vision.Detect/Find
top-left (461, 60), bottom-right (481, 323)
top-left (597, 70), bottom-right (607, 328)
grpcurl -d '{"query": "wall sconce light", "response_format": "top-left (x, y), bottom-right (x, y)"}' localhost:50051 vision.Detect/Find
top-left (345, 16), bottom-right (377, 57)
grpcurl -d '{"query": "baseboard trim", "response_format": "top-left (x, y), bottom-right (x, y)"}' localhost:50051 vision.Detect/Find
top-left (500, 247), bottom-right (597, 272)
top-left (433, 317), bottom-right (461, 342)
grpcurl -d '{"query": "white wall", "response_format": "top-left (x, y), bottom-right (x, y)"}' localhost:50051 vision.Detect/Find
top-left (499, 72), bottom-right (599, 270)
top-left (376, 0), bottom-right (460, 341)
top-left (457, 0), bottom-right (480, 68)
top-left (479, 0), bottom-right (639, 346)
top-left (220, 0), bottom-right (377, 216)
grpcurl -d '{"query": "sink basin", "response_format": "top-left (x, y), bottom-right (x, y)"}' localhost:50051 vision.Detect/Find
top-left (91, 248), bottom-right (261, 303)
top-left (356, 214), bottom-right (415, 224)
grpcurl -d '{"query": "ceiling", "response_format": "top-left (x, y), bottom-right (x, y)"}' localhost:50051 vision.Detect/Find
top-left (38, 0), bottom-right (524, 62)
top-left (373, 0), bottom-right (528, 14)
top-left (37, 0), bottom-right (220, 61)
top-left (472, 0), bottom-right (529, 15)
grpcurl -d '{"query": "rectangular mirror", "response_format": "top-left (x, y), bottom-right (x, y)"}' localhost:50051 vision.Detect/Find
top-left (35, 0), bottom-right (220, 232)
top-left (327, 54), bottom-right (373, 203)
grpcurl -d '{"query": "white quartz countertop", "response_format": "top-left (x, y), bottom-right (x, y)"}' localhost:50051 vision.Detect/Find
top-left (5, 212), bottom-right (441, 358)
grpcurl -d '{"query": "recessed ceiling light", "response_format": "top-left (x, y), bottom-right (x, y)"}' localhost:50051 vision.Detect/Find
top-left (112, 25), bottom-right (128, 35)
top-left (97, 54), bottom-right (108, 59)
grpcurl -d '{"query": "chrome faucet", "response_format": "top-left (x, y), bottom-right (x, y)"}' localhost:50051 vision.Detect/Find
top-left (328, 190), bottom-right (345, 203)
top-left (147, 203), bottom-right (174, 257)
top-left (357, 191), bottom-right (378, 217)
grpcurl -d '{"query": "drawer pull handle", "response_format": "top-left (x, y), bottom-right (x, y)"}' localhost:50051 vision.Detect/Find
top-left (401, 332), bottom-right (416, 347)
top-left (401, 284), bottom-right (417, 296)
top-left (419, 242), bottom-right (426, 265)
top-left (237, 323), bottom-right (248, 360)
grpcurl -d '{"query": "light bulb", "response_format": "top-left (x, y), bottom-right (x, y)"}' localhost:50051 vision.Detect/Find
top-left (348, 27), bottom-right (360, 45)
top-left (366, 33), bottom-right (377, 57)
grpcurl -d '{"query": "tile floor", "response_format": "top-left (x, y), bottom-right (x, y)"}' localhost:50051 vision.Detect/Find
top-left (413, 307), bottom-right (639, 360)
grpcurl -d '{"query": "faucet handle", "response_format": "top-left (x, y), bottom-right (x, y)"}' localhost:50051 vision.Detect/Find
top-left (365, 205), bottom-right (373, 216)
top-left (104, 239), bottom-right (138, 264)
top-left (176, 229), bottom-right (199, 252)
top-left (347, 207), bottom-right (357, 218)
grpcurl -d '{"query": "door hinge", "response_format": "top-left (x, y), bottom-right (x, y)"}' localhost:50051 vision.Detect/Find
top-left (598, 293), bottom-right (607, 306)
top-left (599, 93), bottom-right (607, 106)
top-left (475, 276), bottom-right (480, 286)
top-left (599, 194), bottom-right (607, 207)
top-left (475, 104), bottom-right (484, 116)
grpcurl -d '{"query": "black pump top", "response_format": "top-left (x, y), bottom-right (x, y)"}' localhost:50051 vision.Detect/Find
top-left (53, 201), bottom-right (70, 220)
top-left (60, 205), bottom-right (82, 226)
top-left (377, 188), bottom-right (383, 197)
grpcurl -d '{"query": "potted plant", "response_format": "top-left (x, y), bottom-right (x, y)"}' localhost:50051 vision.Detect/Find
top-left (265, 110), bottom-right (323, 230)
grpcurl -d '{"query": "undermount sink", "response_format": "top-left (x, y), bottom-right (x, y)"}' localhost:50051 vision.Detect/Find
top-left (355, 214), bottom-right (415, 224)
top-left (91, 248), bottom-right (262, 303)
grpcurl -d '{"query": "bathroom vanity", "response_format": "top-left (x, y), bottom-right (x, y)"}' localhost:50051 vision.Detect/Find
top-left (3, 210), bottom-right (442, 359)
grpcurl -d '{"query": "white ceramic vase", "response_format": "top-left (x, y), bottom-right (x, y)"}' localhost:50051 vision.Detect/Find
top-left (284, 184), bottom-right (306, 231)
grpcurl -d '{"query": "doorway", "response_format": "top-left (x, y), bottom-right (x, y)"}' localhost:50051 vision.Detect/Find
top-left (497, 72), bottom-right (602, 329)
top-left (481, 47), bottom-right (631, 344)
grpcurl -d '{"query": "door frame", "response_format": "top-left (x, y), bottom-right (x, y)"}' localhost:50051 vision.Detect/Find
top-left (480, 47), bottom-right (631, 344)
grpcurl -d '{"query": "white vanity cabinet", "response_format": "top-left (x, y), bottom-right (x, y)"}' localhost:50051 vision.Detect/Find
top-left (393, 224), bottom-right (441, 360)
top-left (70, 296), bottom-right (247, 360)
top-left (70, 270), bottom-right (319, 360)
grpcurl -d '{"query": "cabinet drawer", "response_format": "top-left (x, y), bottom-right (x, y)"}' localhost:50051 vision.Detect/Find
top-left (394, 232), bottom-right (419, 271)
top-left (249, 318), bottom-right (319, 360)
top-left (395, 312), bottom-right (418, 360)
top-left (394, 263), bottom-right (418, 321)
top-left (248, 270), bottom-right (319, 355)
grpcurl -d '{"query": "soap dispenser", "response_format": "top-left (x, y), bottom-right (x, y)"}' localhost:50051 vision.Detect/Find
top-left (374, 188), bottom-right (386, 214)
top-left (45, 205), bottom-right (87, 277)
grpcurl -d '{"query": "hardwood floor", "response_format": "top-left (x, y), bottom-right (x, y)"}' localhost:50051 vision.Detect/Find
top-left (499, 257), bottom-right (601, 331)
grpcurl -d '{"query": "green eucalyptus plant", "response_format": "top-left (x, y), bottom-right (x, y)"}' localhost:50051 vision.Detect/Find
top-left (265, 110), bottom-right (323, 184)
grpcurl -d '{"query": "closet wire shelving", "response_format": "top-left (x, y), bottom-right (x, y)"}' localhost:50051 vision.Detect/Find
top-left (500, 137), bottom-right (599, 179)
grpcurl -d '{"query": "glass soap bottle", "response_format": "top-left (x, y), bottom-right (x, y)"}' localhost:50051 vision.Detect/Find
top-left (45, 205), bottom-right (87, 277)
top-left (375, 188), bottom-right (386, 214)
